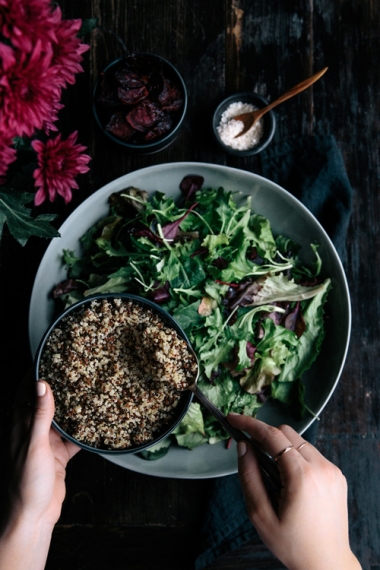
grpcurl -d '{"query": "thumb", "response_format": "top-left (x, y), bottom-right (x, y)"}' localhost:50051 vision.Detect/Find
top-left (30, 380), bottom-right (55, 441)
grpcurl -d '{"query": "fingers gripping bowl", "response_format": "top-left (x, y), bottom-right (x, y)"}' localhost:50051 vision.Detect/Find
top-left (34, 293), bottom-right (197, 454)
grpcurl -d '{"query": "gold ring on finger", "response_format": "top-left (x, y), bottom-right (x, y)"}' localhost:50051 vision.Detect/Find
top-left (296, 442), bottom-right (308, 451)
top-left (274, 445), bottom-right (294, 462)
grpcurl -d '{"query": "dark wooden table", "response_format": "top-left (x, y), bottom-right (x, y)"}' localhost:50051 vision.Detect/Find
top-left (1, 1), bottom-right (379, 569)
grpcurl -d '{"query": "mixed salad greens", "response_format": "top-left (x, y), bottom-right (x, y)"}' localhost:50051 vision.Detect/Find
top-left (54, 175), bottom-right (330, 459)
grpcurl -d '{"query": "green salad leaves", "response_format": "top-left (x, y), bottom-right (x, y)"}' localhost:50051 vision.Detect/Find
top-left (55, 179), bottom-right (330, 457)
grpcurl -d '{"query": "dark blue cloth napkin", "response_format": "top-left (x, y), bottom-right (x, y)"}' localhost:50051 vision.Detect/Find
top-left (194, 134), bottom-right (353, 570)
top-left (261, 134), bottom-right (352, 265)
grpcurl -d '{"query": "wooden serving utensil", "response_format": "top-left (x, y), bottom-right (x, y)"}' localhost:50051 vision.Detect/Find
top-left (233, 67), bottom-right (328, 138)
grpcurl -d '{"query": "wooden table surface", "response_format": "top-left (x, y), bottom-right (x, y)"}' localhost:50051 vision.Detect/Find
top-left (1, 1), bottom-right (379, 569)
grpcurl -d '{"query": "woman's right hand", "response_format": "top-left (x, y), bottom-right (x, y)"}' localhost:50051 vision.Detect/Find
top-left (0, 380), bottom-right (80, 570)
top-left (228, 414), bottom-right (361, 570)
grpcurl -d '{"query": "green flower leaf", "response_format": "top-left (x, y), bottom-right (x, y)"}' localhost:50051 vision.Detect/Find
top-left (0, 191), bottom-right (59, 246)
top-left (77, 17), bottom-right (98, 38)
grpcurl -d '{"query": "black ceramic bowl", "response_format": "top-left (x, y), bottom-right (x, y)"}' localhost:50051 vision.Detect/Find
top-left (93, 53), bottom-right (188, 155)
top-left (212, 92), bottom-right (276, 157)
top-left (34, 293), bottom-right (195, 455)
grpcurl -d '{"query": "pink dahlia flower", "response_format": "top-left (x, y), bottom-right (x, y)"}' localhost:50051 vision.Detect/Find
top-left (0, 0), bottom-right (57, 52)
top-left (0, 136), bottom-right (17, 179)
top-left (50, 6), bottom-right (90, 88)
top-left (0, 41), bottom-right (60, 138)
top-left (32, 131), bottom-right (91, 206)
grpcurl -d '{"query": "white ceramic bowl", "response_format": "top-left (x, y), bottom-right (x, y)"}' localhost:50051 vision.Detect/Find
top-left (29, 162), bottom-right (351, 479)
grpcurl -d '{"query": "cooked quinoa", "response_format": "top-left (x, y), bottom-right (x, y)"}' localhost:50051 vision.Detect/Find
top-left (39, 298), bottom-right (198, 450)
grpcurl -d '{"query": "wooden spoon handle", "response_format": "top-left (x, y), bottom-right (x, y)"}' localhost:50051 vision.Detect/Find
top-left (256, 66), bottom-right (328, 118)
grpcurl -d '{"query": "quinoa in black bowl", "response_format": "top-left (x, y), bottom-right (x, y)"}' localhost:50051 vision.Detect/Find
top-left (34, 294), bottom-right (197, 454)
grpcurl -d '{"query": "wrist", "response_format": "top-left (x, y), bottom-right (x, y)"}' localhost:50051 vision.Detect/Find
top-left (0, 513), bottom-right (54, 570)
top-left (287, 550), bottom-right (362, 570)
top-left (345, 551), bottom-right (362, 570)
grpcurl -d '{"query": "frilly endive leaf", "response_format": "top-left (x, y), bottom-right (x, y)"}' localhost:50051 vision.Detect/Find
top-left (246, 274), bottom-right (331, 305)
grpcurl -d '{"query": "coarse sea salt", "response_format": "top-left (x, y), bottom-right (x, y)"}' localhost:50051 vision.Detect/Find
top-left (217, 101), bottom-right (264, 151)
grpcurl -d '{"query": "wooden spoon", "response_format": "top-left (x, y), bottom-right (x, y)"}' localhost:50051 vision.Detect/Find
top-left (233, 67), bottom-right (328, 138)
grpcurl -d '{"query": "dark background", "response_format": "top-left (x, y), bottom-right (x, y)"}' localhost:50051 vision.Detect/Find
top-left (1, 1), bottom-right (379, 568)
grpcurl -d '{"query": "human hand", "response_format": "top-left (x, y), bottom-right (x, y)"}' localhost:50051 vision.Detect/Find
top-left (0, 379), bottom-right (80, 570)
top-left (228, 414), bottom-right (361, 570)
top-left (10, 380), bottom-right (80, 528)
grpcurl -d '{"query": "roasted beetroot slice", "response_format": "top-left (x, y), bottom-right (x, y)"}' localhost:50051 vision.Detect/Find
top-left (159, 78), bottom-right (183, 112)
top-left (164, 98), bottom-right (183, 113)
top-left (117, 85), bottom-right (149, 105)
top-left (105, 112), bottom-right (135, 140)
top-left (144, 114), bottom-right (173, 140)
top-left (114, 65), bottom-right (147, 88)
top-left (126, 100), bottom-right (163, 132)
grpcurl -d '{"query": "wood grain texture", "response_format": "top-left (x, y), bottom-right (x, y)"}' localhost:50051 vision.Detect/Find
top-left (0, 0), bottom-right (379, 568)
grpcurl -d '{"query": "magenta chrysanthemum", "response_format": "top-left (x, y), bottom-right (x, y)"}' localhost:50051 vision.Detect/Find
top-left (0, 135), bottom-right (17, 179)
top-left (32, 131), bottom-right (91, 206)
top-left (0, 0), bottom-right (57, 52)
top-left (50, 6), bottom-right (90, 88)
top-left (0, 41), bottom-right (61, 138)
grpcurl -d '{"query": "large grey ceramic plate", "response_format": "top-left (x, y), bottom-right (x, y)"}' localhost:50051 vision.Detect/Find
top-left (29, 162), bottom-right (351, 479)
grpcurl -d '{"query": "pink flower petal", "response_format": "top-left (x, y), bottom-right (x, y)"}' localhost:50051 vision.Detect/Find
top-left (0, 136), bottom-right (17, 177)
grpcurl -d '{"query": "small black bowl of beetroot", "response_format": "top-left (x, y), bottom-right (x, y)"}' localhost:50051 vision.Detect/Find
top-left (93, 53), bottom-right (188, 154)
